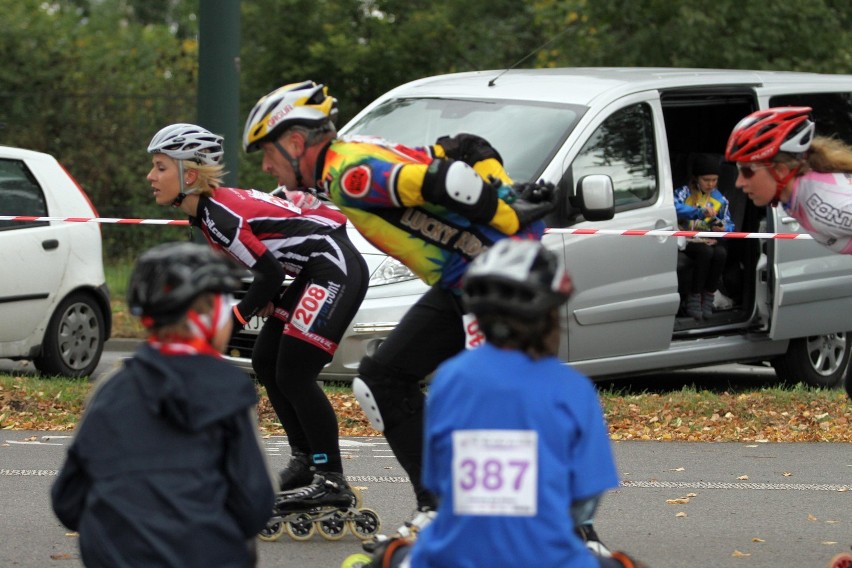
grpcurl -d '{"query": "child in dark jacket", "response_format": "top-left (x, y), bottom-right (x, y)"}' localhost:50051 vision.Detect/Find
top-left (51, 242), bottom-right (275, 568)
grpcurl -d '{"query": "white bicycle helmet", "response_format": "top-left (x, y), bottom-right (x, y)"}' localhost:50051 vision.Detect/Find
top-left (462, 239), bottom-right (573, 320)
top-left (148, 123), bottom-right (224, 165)
top-left (243, 81), bottom-right (338, 152)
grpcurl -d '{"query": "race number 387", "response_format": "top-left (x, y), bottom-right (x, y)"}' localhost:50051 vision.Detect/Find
top-left (451, 430), bottom-right (538, 516)
top-left (291, 284), bottom-right (330, 333)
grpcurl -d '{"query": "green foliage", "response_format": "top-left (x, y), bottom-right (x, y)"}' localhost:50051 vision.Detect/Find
top-left (533, 0), bottom-right (852, 72)
top-left (0, 0), bottom-right (198, 260)
top-left (2, 0), bottom-right (852, 260)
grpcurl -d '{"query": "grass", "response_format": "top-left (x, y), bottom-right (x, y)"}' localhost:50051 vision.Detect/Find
top-left (2, 373), bottom-right (850, 442)
top-left (105, 258), bottom-right (146, 338)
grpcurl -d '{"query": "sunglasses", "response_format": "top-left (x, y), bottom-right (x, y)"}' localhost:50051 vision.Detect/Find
top-left (737, 162), bottom-right (774, 179)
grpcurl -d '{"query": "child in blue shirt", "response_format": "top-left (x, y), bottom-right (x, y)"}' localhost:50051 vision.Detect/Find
top-left (359, 239), bottom-right (646, 568)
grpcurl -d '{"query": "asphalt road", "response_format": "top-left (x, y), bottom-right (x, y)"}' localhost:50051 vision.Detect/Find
top-left (2, 342), bottom-right (850, 567)
top-left (2, 431), bottom-right (850, 568)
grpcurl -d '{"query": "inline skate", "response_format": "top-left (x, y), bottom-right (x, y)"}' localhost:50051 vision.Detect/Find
top-left (359, 505), bottom-right (435, 553)
top-left (259, 471), bottom-right (381, 542)
top-left (829, 551), bottom-right (852, 568)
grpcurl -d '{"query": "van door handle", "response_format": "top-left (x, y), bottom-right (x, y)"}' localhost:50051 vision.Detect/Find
top-left (42, 239), bottom-right (59, 250)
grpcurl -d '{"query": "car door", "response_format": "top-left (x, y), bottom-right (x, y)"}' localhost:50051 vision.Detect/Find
top-left (556, 97), bottom-right (680, 363)
top-left (766, 207), bottom-right (852, 339)
top-left (0, 155), bottom-right (66, 345)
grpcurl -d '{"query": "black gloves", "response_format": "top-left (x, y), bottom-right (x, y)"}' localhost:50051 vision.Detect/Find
top-left (509, 180), bottom-right (557, 227)
top-left (435, 133), bottom-right (504, 166)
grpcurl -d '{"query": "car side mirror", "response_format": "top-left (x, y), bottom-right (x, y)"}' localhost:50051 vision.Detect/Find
top-left (574, 174), bottom-right (615, 221)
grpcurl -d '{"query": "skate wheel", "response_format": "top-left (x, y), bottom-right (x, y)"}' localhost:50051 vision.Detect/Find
top-left (351, 485), bottom-right (364, 508)
top-left (829, 552), bottom-right (852, 568)
top-left (318, 511), bottom-right (348, 541)
top-left (258, 519), bottom-right (286, 542)
top-left (349, 508), bottom-right (381, 540)
top-left (341, 553), bottom-right (372, 568)
top-left (286, 513), bottom-right (316, 541)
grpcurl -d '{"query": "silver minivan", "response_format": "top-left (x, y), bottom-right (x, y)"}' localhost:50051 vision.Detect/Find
top-left (230, 68), bottom-right (852, 388)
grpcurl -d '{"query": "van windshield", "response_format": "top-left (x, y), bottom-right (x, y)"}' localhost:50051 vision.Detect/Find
top-left (343, 97), bottom-right (585, 181)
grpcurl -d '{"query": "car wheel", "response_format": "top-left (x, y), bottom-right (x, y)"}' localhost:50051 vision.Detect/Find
top-left (772, 331), bottom-right (849, 388)
top-left (34, 292), bottom-right (106, 378)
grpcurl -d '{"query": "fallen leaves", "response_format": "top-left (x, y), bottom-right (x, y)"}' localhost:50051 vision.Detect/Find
top-left (666, 497), bottom-right (690, 504)
top-left (603, 390), bottom-right (852, 442)
top-left (3, 375), bottom-right (852, 442)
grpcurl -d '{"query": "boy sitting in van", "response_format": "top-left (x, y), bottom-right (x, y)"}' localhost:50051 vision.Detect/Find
top-left (674, 153), bottom-right (735, 321)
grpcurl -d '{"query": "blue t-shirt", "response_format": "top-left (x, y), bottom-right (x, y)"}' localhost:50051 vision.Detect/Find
top-left (410, 343), bottom-right (619, 568)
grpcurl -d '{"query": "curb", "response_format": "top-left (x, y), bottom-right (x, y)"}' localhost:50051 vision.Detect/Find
top-left (105, 338), bottom-right (142, 352)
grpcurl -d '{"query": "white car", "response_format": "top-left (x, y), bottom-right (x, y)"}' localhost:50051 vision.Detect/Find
top-left (225, 225), bottom-right (428, 380)
top-left (0, 146), bottom-right (111, 377)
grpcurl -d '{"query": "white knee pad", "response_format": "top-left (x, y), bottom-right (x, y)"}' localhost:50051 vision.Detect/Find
top-left (444, 161), bottom-right (484, 205)
top-left (353, 377), bottom-right (385, 432)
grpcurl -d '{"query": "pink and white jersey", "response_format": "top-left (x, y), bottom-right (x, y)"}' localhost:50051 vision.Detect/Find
top-left (786, 171), bottom-right (852, 254)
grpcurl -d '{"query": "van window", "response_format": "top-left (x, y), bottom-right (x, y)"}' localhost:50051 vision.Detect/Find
top-left (0, 159), bottom-right (48, 230)
top-left (770, 92), bottom-right (852, 144)
top-left (571, 103), bottom-right (657, 209)
top-left (344, 97), bottom-right (585, 182)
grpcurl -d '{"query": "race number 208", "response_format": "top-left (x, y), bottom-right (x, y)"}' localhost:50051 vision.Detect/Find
top-left (451, 430), bottom-right (538, 516)
top-left (291, 284), bottom-right (330, 333)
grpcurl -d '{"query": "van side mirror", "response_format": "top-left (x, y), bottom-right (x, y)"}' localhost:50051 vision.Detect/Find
top-left (574, 174), bottom-right (615, 221)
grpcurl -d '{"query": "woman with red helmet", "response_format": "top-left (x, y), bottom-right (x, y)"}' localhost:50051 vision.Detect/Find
top-left (725, 106), bottom-right (852, 254)
top-left (726, 106), bottom-right (852, 399)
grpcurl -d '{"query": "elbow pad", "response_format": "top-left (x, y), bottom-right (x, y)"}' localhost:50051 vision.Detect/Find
top-left (421, 159), bottom-right (498, 224)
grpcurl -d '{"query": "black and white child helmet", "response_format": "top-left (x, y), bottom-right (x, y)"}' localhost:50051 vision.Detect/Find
top-left (462, 239), bottom-right (573, 321)
top-left (128, 242), bottom-right (242, 328)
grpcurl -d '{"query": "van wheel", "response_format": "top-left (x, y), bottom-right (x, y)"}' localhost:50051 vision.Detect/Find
top-left (34, 292), bottom-right (106, 378)
top-left (772, 332), bottom-right (849, 388)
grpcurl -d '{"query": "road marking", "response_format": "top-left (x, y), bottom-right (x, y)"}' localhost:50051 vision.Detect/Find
top-left (621, 480), bottom-right (851, 492)
top-left (1, 470), bottom-right (58, 476)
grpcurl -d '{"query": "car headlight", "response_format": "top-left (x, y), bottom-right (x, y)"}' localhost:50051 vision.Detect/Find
top-left (370, 256), bottom-right (418, 286)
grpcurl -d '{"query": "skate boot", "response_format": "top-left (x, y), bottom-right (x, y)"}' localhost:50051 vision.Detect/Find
top-left (576, 523), bottom-right (612, 558)
top-left (362, 506), bottom-right (436, 553)
top-left (279, 471), bottom-right (357, 509)
top-left (342, 536), bottom-right (413, 568)
top-left (277, 450), bottom-right (314, 491)
top-left (260, 472), bottom-right (382, 542)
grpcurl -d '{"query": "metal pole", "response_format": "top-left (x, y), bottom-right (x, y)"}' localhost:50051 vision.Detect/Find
top-left (197, 0), bottom-right (240, 187)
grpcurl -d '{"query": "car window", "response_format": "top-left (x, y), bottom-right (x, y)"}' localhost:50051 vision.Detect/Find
top-left (769, 92), bottom-right (852, 145)
top-left (570, 103), bottom-right (658, 209)
top-left (0, 159), bottom-right (48, 230)
top-left (344, 97), bottom-right (585, 182)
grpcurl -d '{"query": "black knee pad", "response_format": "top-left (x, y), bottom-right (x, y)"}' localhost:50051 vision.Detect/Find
top-left (354, 356), bottom-right (424, 432)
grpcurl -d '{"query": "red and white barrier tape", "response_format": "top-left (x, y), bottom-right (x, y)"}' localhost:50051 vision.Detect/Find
top-left (0, 215), bottom-right (189, 226)
top-left (544, 227), bottom-right (814, 240)
top-left (0, 215), bottom-right (814, 240)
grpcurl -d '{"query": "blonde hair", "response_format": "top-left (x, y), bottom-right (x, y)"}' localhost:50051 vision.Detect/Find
top-left (777, 136), bottom-right (852, 174)
top-left (183, 161), bottom-right (228, 196)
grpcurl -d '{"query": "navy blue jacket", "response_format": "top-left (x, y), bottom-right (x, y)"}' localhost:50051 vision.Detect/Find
top-left (52, 344), bottom-right (275, 568)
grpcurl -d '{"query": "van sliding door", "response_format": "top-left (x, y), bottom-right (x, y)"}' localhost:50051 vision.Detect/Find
top-left (559, 98), bottom-right (680, 365)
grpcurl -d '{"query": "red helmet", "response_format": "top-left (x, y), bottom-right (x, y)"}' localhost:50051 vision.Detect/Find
top-left (725, 107), bottom-right (815, 163)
